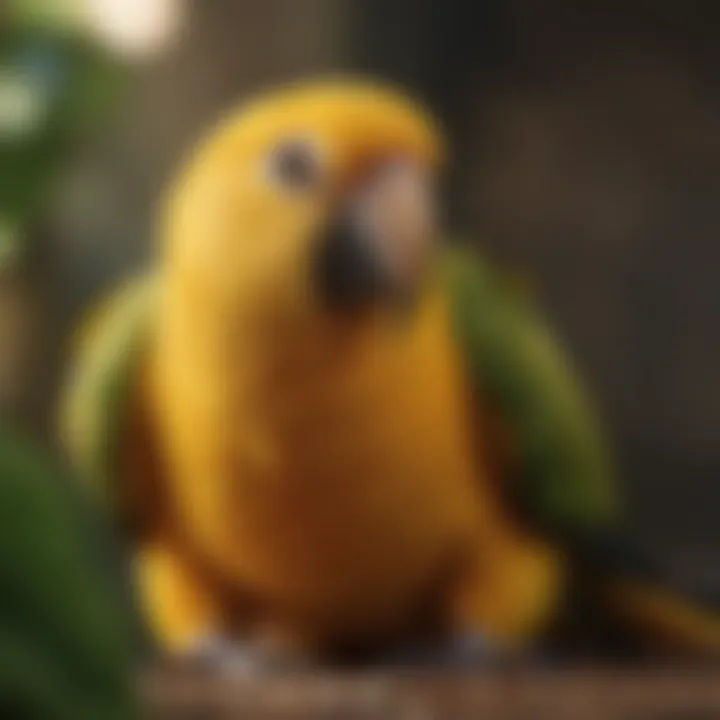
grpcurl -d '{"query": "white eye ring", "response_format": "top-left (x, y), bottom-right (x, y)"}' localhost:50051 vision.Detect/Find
top-left (266, 137), bottom-right (323, 192)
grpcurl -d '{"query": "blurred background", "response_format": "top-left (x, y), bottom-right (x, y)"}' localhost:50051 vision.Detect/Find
top-left (0, 0), bottom-right (717, 576)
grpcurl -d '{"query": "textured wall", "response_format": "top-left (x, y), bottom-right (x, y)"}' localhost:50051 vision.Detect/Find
top-left (466, 3), bottom-right (720, 564)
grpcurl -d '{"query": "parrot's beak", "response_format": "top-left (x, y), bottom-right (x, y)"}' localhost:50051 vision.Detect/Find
top-left (312, 160), bottom-right (436, 315)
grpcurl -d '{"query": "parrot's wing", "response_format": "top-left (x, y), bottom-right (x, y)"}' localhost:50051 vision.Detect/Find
top-left (61, 275), bottom-right (158, 528)
top-left (441, 246), bottom-right (618, 535)
top-left (442, 246), bottom-right (719, 655)
top-left (0, 426), bottom-right (133, 718)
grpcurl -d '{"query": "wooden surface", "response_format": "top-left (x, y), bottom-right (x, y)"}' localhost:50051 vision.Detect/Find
top-left (141, 665), bottom-right (720, 718)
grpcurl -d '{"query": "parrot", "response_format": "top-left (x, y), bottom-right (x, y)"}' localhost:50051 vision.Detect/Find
top-left (0, 423), bottom-right (134, 717)
top-left (61, 78), bottom-right (719, 666)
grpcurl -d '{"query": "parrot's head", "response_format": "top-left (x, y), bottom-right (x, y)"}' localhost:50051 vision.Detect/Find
top-left (161, 78), bottom-right (444, 332)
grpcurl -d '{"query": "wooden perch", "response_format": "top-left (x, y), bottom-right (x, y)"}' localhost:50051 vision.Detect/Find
top-left (141, 664), bottom-right (720, 718)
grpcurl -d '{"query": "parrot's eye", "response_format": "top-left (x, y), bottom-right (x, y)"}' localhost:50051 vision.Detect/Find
top-left (267, 139), bottom-right (321, 192)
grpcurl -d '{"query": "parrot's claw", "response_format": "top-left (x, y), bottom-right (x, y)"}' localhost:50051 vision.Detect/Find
top-left (441, 631), bottom-right (493, 667)
top-left (187, 633), bottom-right (315, 675)
top-left (376, 631), bottom-right (492, 669)
top-left (185, 632), bottom-right (499, 671)
top-left (188, 634), bottom-right (264, 675)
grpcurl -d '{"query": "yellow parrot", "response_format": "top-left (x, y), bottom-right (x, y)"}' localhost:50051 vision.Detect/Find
top-left (63, 79), bottom-right (719, 665)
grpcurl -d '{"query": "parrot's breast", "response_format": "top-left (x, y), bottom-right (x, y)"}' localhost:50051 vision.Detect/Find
top-left (155, 290), bottom-right (486, 638)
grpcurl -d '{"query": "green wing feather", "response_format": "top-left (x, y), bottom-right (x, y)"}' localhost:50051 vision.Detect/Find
top-left (441, 246), bottom-right (619, 535)
top-left (61, 275), bottom-right (155, 509)
top-left (441, 247), bottom-right (720, 654)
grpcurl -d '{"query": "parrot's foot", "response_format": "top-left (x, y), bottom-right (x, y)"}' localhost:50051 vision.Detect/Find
top-left (186, 634), bottom-right (262, 675)
top-left (441, 631), bottom-right (493, 667)
top-left (185, 633), bottom-right (312, 675)
top-left (375, 631), bottom-right (493, 669)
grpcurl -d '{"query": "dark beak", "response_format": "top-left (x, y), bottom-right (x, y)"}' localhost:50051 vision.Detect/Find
top-left (311, 161), bottom-right (436, 316)
top-left (312, 212), bottom-right (393, 314)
